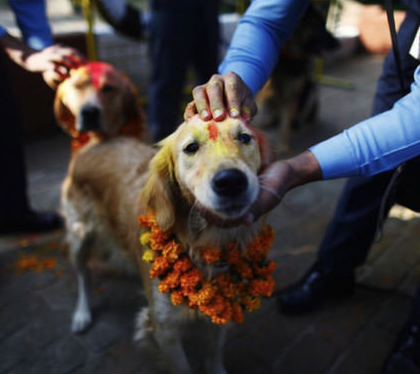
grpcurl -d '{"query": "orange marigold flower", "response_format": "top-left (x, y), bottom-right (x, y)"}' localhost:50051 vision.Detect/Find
top-left (149, 256), bottom-right (170, 278)
top-left (211, 301), bottom-right (232, 325)
top-left (158, 280), bottom-right (171, 293)
top-left (161, 269), bottom-right (181, 289)
top-left (248, 277), bottom-right (275, 297)
top-left (254, 260), bottom-right (277, 277)
top-left (162, 240), bottom-right (183, 261)
top-left (197, 284), bottom-right (217, 305)
top-left (199, 294), bottom-right (226, 317)
top-left (232, 302), bottom-right (244, 324)
top-left (234, 259), bottom-right (253, 279)
top-left (216, 273), bottom-right (239, 299)
top-left (170, 290), bottom-right (184, 306)
top-left (187, 290), bottom-right (200, 308)
top-left (180, 268), bottom-right (202, 290)
top-left (201, 247), bottom-right (221, 264)
top-left (225, 246), bottom-right (241, 264)
top-left (173, 256), bottom-right (192, 273)
top-left (240, 294), bottom-right (261, 312)
top-left (138, 213), bottom-right (157, 228)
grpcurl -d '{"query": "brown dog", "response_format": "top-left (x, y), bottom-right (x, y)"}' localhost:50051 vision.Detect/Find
top-left (63, 115), bottom-right (273, 373)
top-left (54, 61), bottom-right (144, 153)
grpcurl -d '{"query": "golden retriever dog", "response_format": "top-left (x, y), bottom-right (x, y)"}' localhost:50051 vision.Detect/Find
top-left (63, 115), bottom-right (272, 373)
top-left (54, 61), bottom-right (143, 153)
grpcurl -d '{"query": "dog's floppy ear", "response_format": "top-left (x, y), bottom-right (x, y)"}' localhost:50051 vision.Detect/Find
top-left (253, 127), bottom-right (275, 169)
top-left (54, 83), bottom-right (76, 134)
top-left (140, 136), bottom-right (176, 231)
top-left (122, 77), bottom-right (143, 136)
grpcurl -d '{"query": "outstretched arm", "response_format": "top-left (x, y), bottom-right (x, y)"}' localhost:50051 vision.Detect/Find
top-left (185, 0), bottom-right (309, 121)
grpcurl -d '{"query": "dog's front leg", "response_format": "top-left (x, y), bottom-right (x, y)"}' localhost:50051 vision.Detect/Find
top-left (204, 325), bottom-right (228, 374)
top-left (69, 222), bottom-right (94, 333)
top-left (154, 325), bottom-right (194, 374)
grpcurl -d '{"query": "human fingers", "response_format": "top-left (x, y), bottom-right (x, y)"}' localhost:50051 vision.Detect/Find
top-left (192, 85), bottom-right (212, 120)
top-left (184, 100), bottom-right (198, 121)
top-left (206, 74), bottom-right (227, 121)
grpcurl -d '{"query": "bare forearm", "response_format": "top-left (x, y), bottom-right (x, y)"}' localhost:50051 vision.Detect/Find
top-left (283, 150), bottom-right (322, 191)
top-left (0, 33), bottom-right (36, 70)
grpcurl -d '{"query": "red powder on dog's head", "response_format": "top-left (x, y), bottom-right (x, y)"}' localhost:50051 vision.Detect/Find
top-left (207, 121), bottom-right (219, 141)
top-left (86, 62), bottom-right (109, 89)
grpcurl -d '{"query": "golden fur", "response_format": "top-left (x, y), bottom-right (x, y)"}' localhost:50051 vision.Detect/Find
top-left (63, 116), bottom-right (271, 373)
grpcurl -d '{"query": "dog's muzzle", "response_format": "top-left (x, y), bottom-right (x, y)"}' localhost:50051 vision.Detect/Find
top-left (77, 105), bottom-right (103, 132)
top-left (212, 168), bottom-right (248, 197)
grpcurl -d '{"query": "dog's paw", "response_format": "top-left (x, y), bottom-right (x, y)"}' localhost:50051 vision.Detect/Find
top-left (71, 309), bottom-right (92, 333)
top-left (133, 307), bottom-right (153, 341)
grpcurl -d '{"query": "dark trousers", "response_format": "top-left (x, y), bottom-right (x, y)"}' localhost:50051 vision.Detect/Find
top-left (148, 0), bottom-right (220, 141)
top-left (0, 54), bottom-right (30, 221)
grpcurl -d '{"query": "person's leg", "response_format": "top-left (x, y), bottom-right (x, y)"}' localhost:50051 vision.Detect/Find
top-left (148, 0), bottom-right (192, 142)
top-left (0, 53), bottom-right (31, 221)
top-left (191, 0), bottom-right (220, 85)
top-left (278, 11), bottom-right (420, 313)
top-left (0, 54), bottom-right (62, 233)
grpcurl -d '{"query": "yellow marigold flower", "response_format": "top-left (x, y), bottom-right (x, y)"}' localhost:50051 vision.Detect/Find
top-left (232, 302), bottom-right (244, 324)
top-left (140, 232), bottom-right (151, 246)
top-left (171, 290), bottom-right (184, 306)
top-left (248, 277), bottom-right (275, 297)
top-left (201, 247), bottom-right (221, 264)
top-left (149, 256), bottom-right (170, 278)
top-left (142, 249), bottom-right (155, 262)
top-left (241, 294), bottom-right (261, 312)
top-left (197, 284), bottom-right (217, 305)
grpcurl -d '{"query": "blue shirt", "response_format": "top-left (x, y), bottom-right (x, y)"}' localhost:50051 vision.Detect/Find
top-left (0, 0), bottom-right (53, 50)
top-left (219, 0), bottom-right (420, 180)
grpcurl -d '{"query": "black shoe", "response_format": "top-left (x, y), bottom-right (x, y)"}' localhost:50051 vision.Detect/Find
top-left (382, 322), bottom-right (420, 374)
top-left (277, 265), bottom-right (355, 315)
top-left (0, 211), bottom-right (63, 234)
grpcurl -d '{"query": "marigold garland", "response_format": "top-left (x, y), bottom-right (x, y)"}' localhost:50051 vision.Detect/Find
top-left (138, 212), bottom-right (276, 325)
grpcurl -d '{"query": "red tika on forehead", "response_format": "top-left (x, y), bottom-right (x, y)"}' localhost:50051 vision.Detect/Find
top-left (86, 62), bottom-right (110, 89)
top-left (207, 121), bottom-right (219, 141)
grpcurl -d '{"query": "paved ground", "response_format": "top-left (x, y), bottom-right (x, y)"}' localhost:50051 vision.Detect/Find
top-left (2, 52), bottom-right (420, 374)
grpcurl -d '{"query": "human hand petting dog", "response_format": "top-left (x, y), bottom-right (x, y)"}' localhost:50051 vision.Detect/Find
top-left (0, 34), bottom-right (86, 88)
top-left (184, 72), bottom-right (257, 122)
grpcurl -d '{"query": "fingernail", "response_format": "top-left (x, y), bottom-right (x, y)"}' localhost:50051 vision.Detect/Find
top-left (230, 108), bottom-right (239, 117)
top-left (200, 109), bottom-right (210, 119)
top-left (213, 109), bottom-right (223, 119)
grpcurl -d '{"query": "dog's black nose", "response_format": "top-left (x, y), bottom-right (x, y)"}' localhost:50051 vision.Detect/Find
top-left (78, 105), bottom-right (101, 132)
top-left (212, 168), bottom-right (248, 197)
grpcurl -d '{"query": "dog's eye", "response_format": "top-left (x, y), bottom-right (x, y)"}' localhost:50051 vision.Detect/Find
top-left (183, 142), bottom-right (199, 155)
top-left (101, 84), bottom-right (115, 93)
top-left (238, 133), bottom-right (252, 145)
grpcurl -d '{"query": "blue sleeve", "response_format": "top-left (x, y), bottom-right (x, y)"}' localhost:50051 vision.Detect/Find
top-left (218, 0), bottom-right (309, 95)
top-left (8, 0), bottom-right (53, 50)
top-left (310, 65), bottom-right (420, 179)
